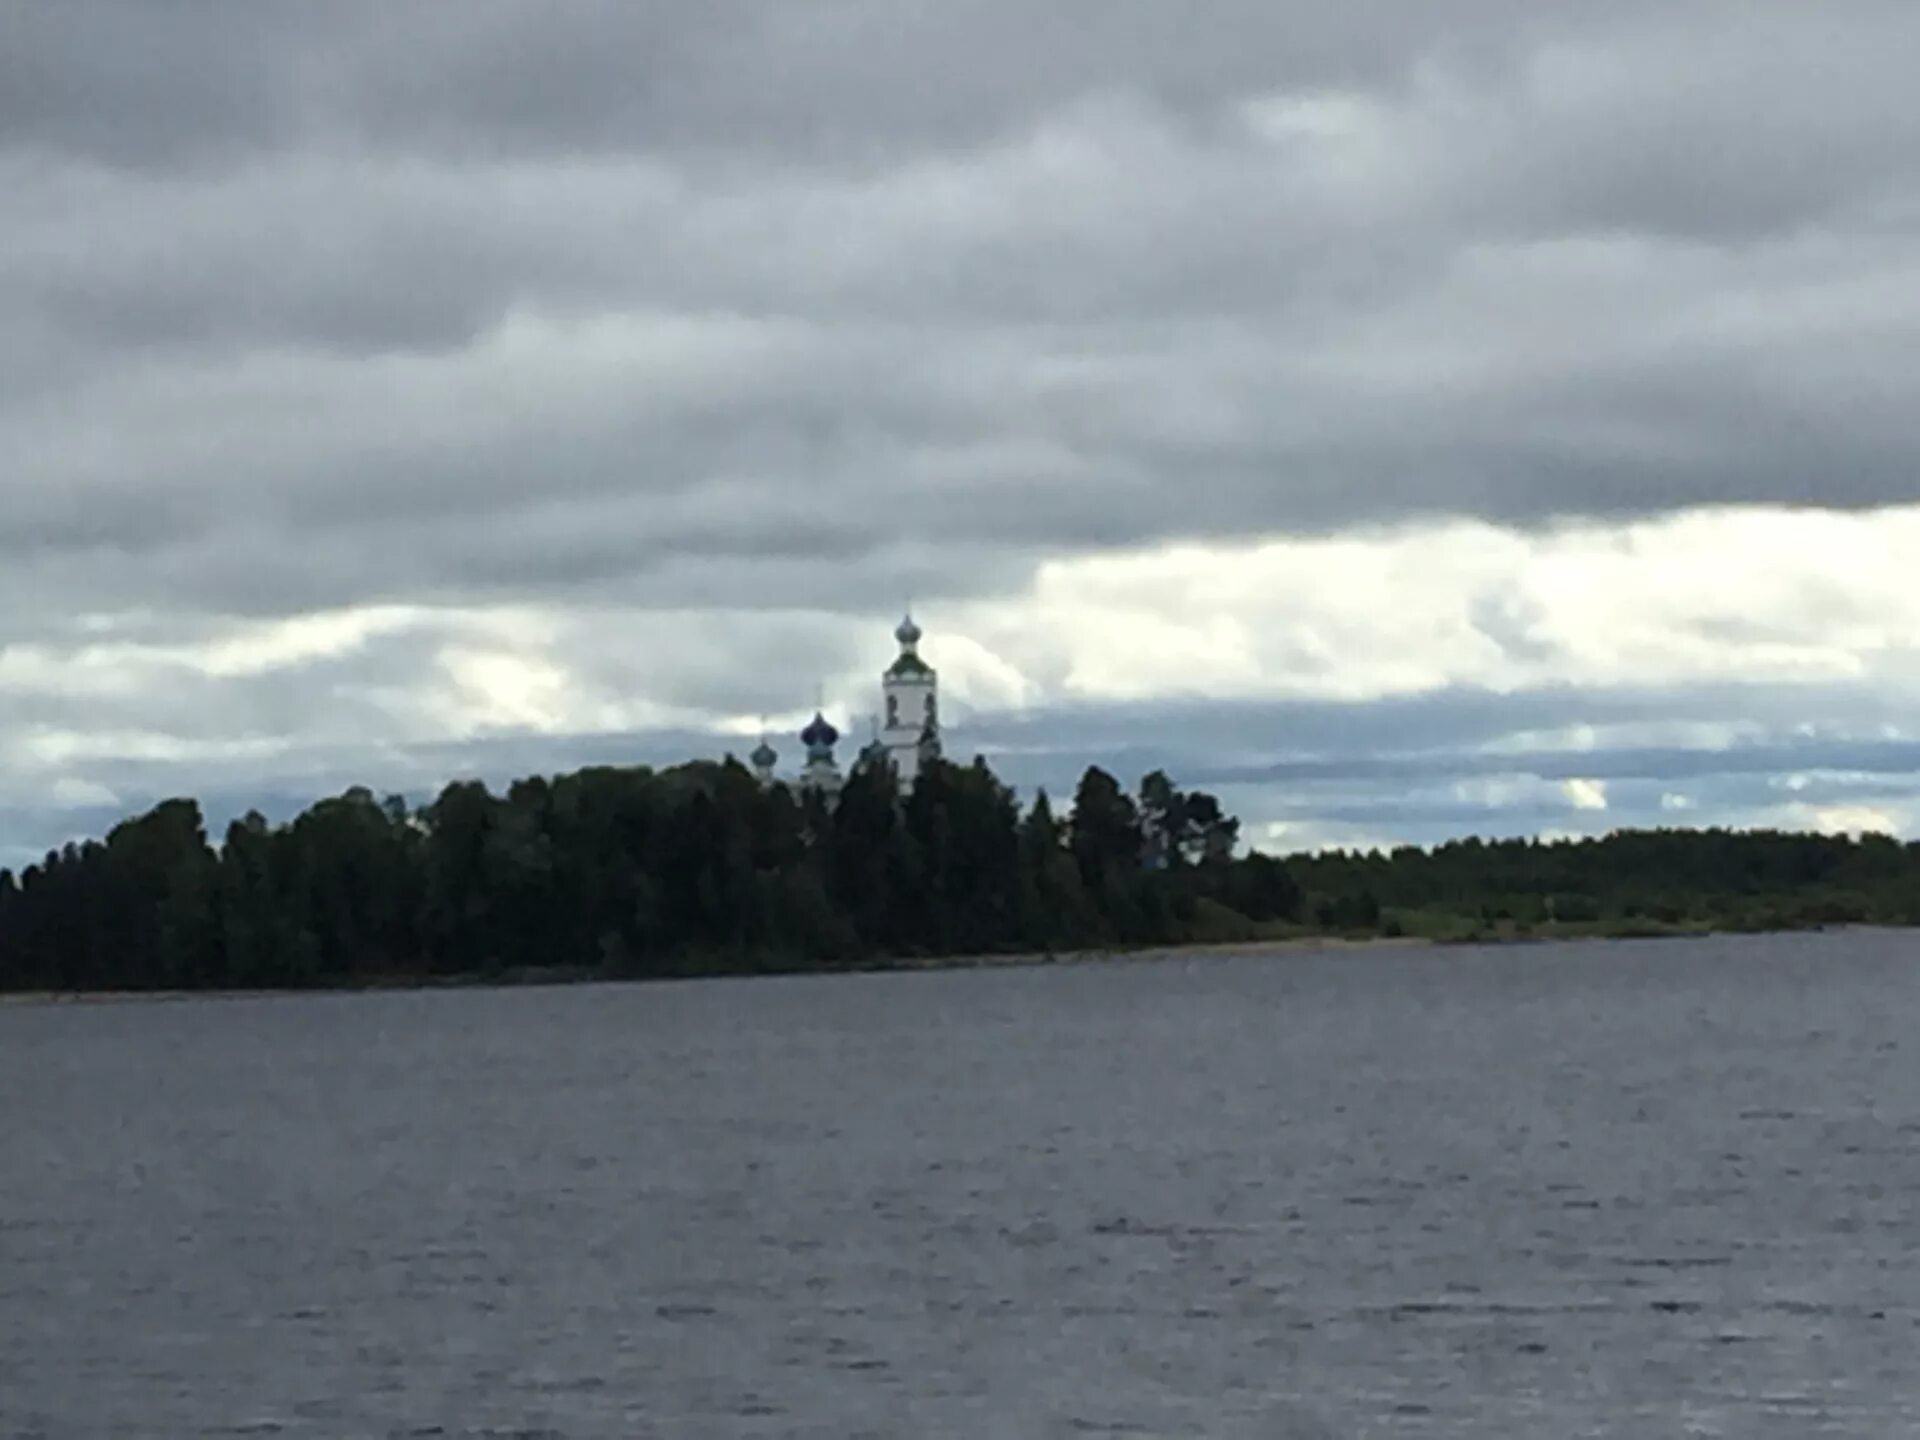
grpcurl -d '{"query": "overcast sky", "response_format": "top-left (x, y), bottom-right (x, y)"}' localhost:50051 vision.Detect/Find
top-left (3, 1), bottom-right (1918, 862)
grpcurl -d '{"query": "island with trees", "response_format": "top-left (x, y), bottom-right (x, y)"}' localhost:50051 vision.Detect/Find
top-left (2, 752), bottom-right (1916, 995)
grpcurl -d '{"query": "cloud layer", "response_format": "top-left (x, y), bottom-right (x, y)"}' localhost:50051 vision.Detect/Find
top-left (3, 3), bottom-right (1917, 859)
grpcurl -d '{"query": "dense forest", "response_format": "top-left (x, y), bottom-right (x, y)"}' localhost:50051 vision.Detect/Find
top-left (1, 750), bottom-right (1916, 994)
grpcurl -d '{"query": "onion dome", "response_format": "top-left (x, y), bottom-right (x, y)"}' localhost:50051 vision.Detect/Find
top-left (800, 711), bottom-right (839, 750)
top-left (886, 614), bottom-right (933, 679)
top-left (750, 738), bottom-right (778, 770)
top-left (853, 716), bottom-right (882, 765)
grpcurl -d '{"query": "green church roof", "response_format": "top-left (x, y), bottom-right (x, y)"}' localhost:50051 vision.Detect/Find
top-left (886, 652), bottom-right (935, 678)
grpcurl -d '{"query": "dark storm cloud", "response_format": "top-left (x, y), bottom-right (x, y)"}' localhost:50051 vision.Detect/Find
top-left (0, 3), bottom-right (1626, 167)
top-left (5, 1), bottom-right (1920, 628)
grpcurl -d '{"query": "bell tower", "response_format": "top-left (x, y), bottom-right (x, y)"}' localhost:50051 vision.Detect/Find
top-left (880, 613), bottom-right (938, 785)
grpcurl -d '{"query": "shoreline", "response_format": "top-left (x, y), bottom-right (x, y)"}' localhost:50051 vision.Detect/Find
top-left (0, 934), bottom-right (1434, 1007)
top-left (2, 921), bottom-right (1897, 1009)
top-left (900, 933), bottom-right (1435, 971)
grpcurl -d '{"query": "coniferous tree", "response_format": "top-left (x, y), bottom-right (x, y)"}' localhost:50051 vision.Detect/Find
top-left (3, 758), bottom-right (1915, 994)
top-left (1069, 767), bottom-right (1140, 895)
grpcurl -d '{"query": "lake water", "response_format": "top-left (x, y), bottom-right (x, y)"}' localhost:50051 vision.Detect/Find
top-left (3, 930), bottom-right (1918, 1436)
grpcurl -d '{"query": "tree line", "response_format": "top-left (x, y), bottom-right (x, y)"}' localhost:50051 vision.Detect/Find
top-left (0, 757), bottom-right (1297, 993)
top-left (1291, 827), bottom-right (1920, 938)
top-left (2, 751), bottom-right (1915, 995)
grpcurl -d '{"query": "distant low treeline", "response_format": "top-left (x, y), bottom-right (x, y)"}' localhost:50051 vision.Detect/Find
top-left (1, 754), bottom-right (1915, 994)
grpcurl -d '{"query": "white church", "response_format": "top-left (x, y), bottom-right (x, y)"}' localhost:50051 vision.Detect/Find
top-left (748, 615), bottom-right (940, 797)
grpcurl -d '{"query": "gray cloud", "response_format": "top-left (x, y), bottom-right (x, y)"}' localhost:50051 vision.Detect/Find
top-left (7, 3), bottom-right (1920, 627)
top-left (8, 674), bottom-right (1914, 869)
top-left (964, 680), bottom-right (1920, 766)
top-left (0, 3), bottom-right (1646, 168)
top-left (3, 3), bottom-right (1918, 857)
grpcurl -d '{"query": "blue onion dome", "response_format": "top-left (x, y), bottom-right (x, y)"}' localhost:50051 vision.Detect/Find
top-left (751, 738), bottom-right (778, 769)
top-left (800, 711), bottom-right (839, 749)
top-left (895, 613), bottom-right (922, 647)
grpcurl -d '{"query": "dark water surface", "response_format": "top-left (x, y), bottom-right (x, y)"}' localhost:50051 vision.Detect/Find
top-left (4, 930), bottom-right (1919, 1436)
